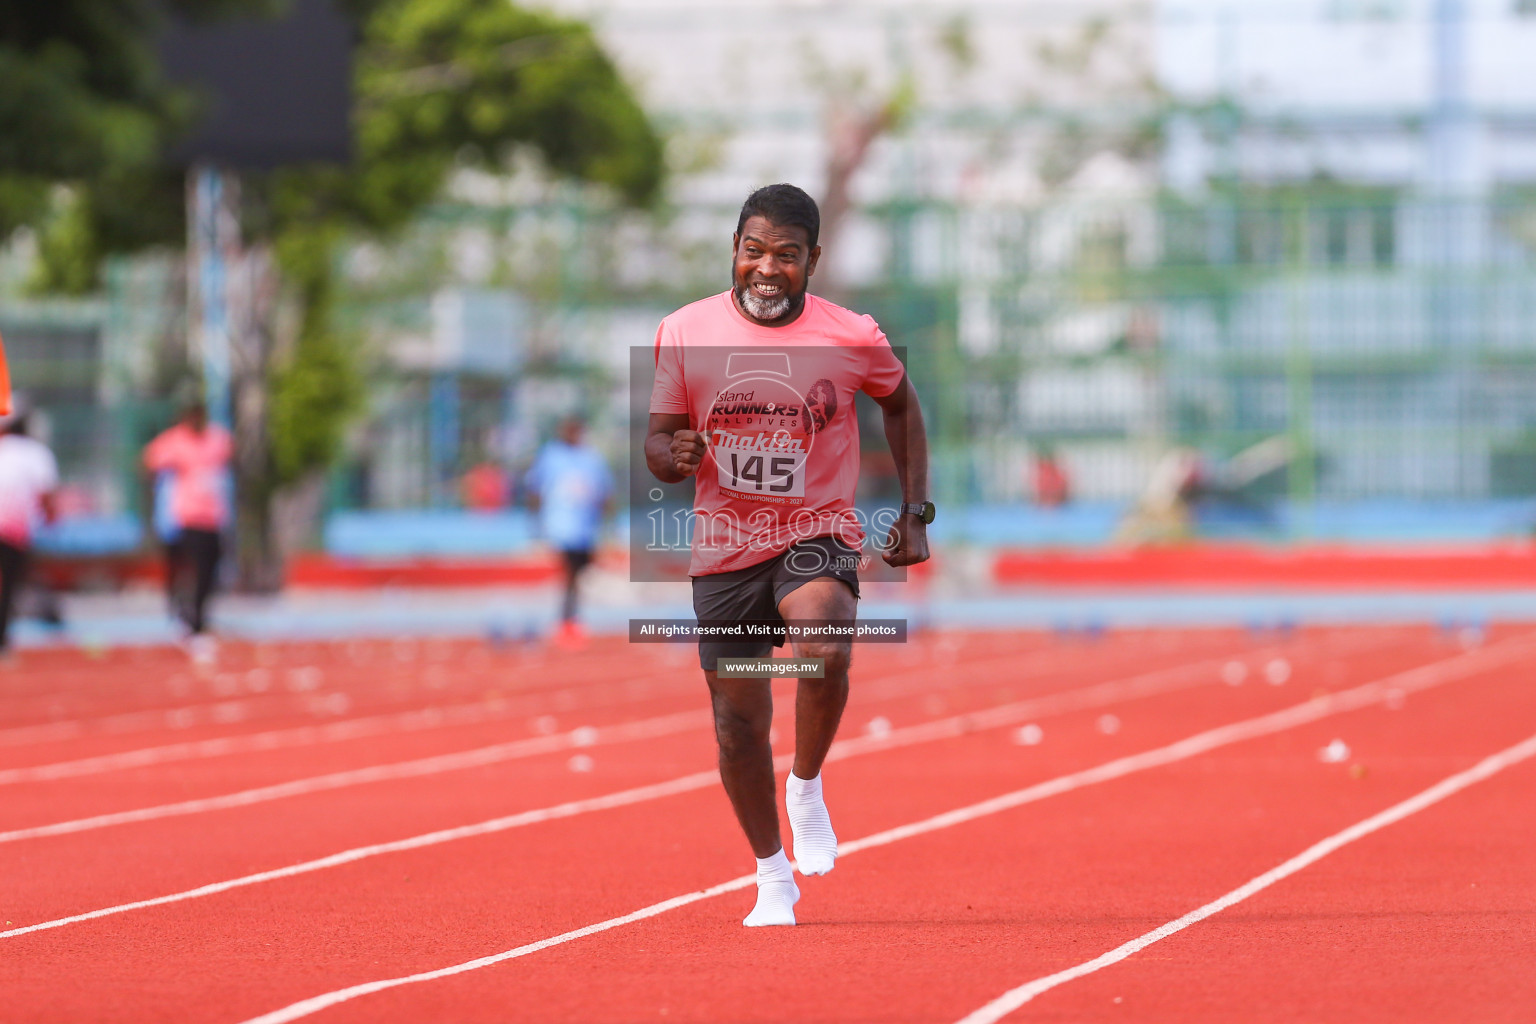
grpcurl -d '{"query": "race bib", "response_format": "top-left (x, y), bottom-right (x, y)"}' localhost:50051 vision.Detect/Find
top-left (704, 355), bottom-right (834, 507)
top-left (713, 429), bottom-right (808, 505)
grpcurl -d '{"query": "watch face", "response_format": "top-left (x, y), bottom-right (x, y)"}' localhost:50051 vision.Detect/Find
top-left (905, 502), bottom-right (935, 524)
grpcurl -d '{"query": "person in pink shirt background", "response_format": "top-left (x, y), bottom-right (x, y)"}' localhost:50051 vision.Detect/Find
top-left (646, 184), bottom-right (933, 928)
top-left (143, 399), bottom-right (232, 644)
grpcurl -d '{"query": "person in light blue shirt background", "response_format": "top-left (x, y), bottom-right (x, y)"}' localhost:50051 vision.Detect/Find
top-left (524, 415), bottom-right (614, 638)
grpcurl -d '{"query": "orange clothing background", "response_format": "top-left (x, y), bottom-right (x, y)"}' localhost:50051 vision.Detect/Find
top-left (0, 331), bottom-right (11, 416)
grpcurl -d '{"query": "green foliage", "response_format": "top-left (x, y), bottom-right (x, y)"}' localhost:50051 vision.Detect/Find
top-left (7, 0), bottom-right (663, 283)
top-left (259, 0), bottom-right (664, 486)
top-left (5, 0), bottom-right (664, 495)
top-left (0, 44), bottom-right (160, 182)
top-left (279, 0), bottom-right (662, 234)
top-left (935, 14), bottom-right (976, 72)
top-left (27, 187), bottom-right (97, 295)
top-left (0, 0), bottom-right (277, 275)
top-left (268, 331), bottom-right (361, 486)
top-left (267, 225), bottom-right (362, 487)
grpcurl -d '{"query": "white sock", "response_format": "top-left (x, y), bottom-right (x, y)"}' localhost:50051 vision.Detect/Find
top-left (786, 770), bottom-right (838, 876)
top-left (743, 848), bottom-right (799, 927)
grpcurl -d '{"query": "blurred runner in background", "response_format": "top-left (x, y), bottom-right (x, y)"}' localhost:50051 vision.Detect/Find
top-left (462, 459), bottom-right (510, 511)
top-left (1033, 446), bottom-right (1071, 508)
top-left (0, 398), bottom-right (59, 660)
top-left (143, 399), bottom-right (232, 658)
top-left (524, 415), bottom-right (613, 646)
top-left (0, 330), bottom-right (11, 416)
top-left (1116, 437), bottom-right (1293, 545)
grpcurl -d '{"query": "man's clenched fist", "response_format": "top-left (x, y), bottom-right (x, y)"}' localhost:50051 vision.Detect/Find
top-left (670, 429), bottom-right (709, 477)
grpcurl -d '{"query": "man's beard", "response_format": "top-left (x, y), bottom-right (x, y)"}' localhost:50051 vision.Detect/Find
top-left (734, 281), bottom-right (797, 322)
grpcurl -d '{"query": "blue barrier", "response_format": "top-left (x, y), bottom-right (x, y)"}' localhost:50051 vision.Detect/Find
top-left (323, 510), bottom-right (542, 558)
top-left (34, 516), bottom-right (143, 557)
top-left (25, 500), bottom-right (1536, 563)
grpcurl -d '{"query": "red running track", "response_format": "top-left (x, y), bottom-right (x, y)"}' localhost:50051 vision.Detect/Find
top-left (0, 625), bottom-right (1531, 1023)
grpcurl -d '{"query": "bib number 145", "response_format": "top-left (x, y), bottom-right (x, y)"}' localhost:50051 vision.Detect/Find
top-left (718, 451), bottom-right (805, 503)
top-left (729, 453), bottom-right (795, 492)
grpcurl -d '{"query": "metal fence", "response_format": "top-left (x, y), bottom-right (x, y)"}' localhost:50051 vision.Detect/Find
top-left (840, 192), bottom-right (1536, 507)
top-left (8, 190), bottom-right (1536, 530)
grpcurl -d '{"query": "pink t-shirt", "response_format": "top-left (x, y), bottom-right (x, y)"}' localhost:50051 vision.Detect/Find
top-left (143, 423), bottom-right (233, 531)
top-left (650, 291), bottom-right (907, 576)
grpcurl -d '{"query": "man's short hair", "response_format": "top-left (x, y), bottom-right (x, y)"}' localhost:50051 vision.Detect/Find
top-left (736, 184), bottom-right (820, 249)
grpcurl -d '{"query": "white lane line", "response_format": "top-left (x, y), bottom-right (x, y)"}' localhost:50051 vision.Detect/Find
top-left (222, 638), bottom-right (1532, 1024)
top-left (0, 659), bottom-right (678, 756)
top-left (0, 706), bottom-right (518, 785)
top-left (0, 693), bottom-right (379, 750)
top-left (1, 646), bottom-right (1280, 937)
top-left (0, 710), bottom-right (708, 845)
top-left (0, 769), bottom-right (724, 940)
top-left (0, 641), bottom-right (704, 752)
top-left (953, 731), bottom-right (1536, 1024)
top-left (0, 638), bottom-right (1267, 843)
top-left (0, 705), bottom-right (222, 748)
top-left (5, 725), bottom-right (392, 786)
top-left (0, 623), bottom-right (1388, 778)
top-left (0, 637), bottom-right (1087, 781)
top-left (238, 871), bottom-right (760, 1024)
top-left (0, 688), bottom-right (679, 786)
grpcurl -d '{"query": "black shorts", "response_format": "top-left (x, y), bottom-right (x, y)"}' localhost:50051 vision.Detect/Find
top-left (560, 548), bottom-right (593, 574)
top-left (690, 536), bottom-right (862, 671)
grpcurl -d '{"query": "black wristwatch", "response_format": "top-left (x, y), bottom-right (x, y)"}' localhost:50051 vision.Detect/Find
top-left (900, 500), bottom-right (936, 525)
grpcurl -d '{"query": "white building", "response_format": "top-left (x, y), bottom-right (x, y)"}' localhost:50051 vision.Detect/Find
top-left (535, 0), bottom-right (1158, 285)
top-left (368, 0), bottom-right (1536, 508)
top-left (1152, 0), bottom-right (1536, 502)
top-left (1158, 0), bottom-right (1536, 193)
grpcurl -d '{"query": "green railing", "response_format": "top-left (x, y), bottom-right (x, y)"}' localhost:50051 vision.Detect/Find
top-left (8, 190), bottom-right (1536, 513)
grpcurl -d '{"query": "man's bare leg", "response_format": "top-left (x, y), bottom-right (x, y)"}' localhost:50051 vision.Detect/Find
top-left (704, 671), bottom-right (781, 857)
top-left (705, 669), bottom-right (799, 925)
top-left (779, 577), bottom-right (856, 875)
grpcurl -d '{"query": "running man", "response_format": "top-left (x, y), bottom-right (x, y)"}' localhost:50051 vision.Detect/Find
top-left (143, 399), bottom-right (232, 653)
top-left (645, 184), bottom-right (933, 926)
top-left (0, 399), bottom-right (59, 660)
top-left (525, 415), bottom-right (614, 645)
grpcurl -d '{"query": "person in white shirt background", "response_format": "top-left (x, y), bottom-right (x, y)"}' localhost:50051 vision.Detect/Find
top-left (0, 397), bottom-right (59, 660)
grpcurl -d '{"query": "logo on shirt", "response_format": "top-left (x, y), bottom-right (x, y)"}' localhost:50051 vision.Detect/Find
top-left (804, 378), bottom-right (836, 433)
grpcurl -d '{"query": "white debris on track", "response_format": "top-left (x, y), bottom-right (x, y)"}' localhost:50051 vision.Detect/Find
top-left (1013, 724), bottom-right (1044, 746)
top-left (1318, 738), bottom-right (1351, 764)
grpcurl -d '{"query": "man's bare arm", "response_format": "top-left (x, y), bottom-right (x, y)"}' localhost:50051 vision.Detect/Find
top-left (872, 374), bottom-right (930, 506)
top-left (871, 374), bottom-right (931, 567)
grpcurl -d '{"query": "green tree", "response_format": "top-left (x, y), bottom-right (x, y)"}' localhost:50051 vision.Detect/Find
top-left (3, 0), bottom-right (664, 582)
top-left (0, 0), bottom-right (279, 283)
top-left (253, 0), bottom-right (662, 581)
